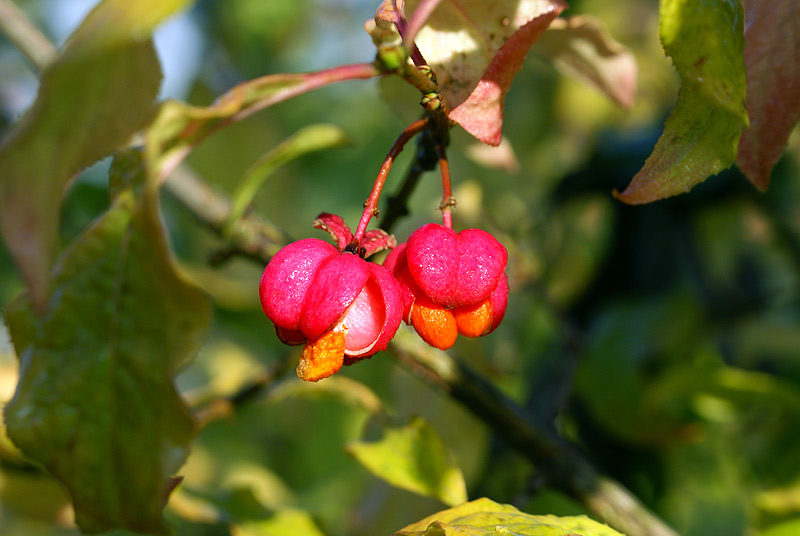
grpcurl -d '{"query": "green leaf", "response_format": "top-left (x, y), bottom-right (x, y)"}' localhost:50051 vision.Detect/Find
top-left (346, 415), bottom-right (467, 507)
top-left (394, 497), bottom-right (627, 535)
top-left (3, 150), bottom-right (211, 534)
top-left (614, 0), bottom-right (748, 204)
top-left (267, 376), bottom-right (385, 416)
top-left (0, 0), bottom-right (191, 311)
top-left (227, 124), bottom-right (352, 227)
top-left (233, 509), bottom-right (327, 536)
top-left (760, 518), bottom-right (800, 536)
top-left (145, 64), bottom-right (377, 182)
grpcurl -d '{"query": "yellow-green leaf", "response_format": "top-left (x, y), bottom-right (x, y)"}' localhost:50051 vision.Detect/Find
top-left (0, 0), bottom-right (191, 311)
top-left (614, 0), bottom-right (748, 204)
top-left (227, 124), bottom-right (351, 227)
top-left (394, 497), bottom-right (627, 535)
top-left (347, 415), bottom-right (467, 507)
top-left (233, 509), bottom-right (327, 536)
top-left (3, 150), bottom-right (211, 534)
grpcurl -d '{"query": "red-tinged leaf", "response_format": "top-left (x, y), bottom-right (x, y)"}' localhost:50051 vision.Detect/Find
top-left (361, 228), bottom-right (398, 258)
top-left (736, 0), bottom-right (800, 191)
top-left (0, 0), bottom-right (191, 311)
top-left (535, 15), bottom-right (637, 108)
top-left (614, 0), bottom-right (748, 204)
top-left (401, 0), bottom-right (567, 110)
top-left (448, 8), bottom-right (563, 145)
top-left (314, 212), bottom-right (354, 250)
top-left (145, 63), bottom-right (379, 182)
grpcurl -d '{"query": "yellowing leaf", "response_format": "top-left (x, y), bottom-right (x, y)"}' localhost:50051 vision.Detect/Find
top-left (4, 150), bottom-right (211, 534)
top-left (394, 497), bottom-right (627, 535)
top-left (736, 0), bottom-right (800, 191)
top-left (347, 416), bottom-right (467, 507)
top-left (0, 0), bottom-right (190, 311)
top-left (614, 0), bottom-right (748, 204)
top-left (233, 509), bottom-right (327, 536)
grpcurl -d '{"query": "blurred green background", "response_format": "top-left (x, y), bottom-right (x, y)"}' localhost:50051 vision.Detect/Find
top-left (1, 1), bottom-right (800, 535)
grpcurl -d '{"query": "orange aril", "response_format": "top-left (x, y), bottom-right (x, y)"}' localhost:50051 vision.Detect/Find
top-left (410, 300), bottom-right (458, 350)
top-left (297, 328), bottom-right (346, 382)
top-left (453, 300), bottom-right (493, 337)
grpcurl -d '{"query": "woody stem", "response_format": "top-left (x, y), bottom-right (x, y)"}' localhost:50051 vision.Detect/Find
top-left (352, 118), bottom-right (430, 244)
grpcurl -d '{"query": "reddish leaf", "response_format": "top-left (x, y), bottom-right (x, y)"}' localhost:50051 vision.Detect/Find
top-left (736, 0), bottom-right (800, 191)
top-left (448, 8), bottom-right (563, 145)
top-left (374, 0), bottom-right (566, 145)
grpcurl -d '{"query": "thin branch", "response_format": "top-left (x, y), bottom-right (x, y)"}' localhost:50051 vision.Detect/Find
top-left (165, 164), bottom-right (288, 264)
top-left (0, 0), bottom-right (57, 72)
top-left (192, 356), bottom-right (291, 428)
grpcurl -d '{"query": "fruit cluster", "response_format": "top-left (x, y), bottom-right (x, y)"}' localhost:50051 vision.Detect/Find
top-left (260, 214), bottom-right (508, 381)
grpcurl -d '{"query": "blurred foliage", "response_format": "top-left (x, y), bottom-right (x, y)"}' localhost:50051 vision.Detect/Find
top-left (1, 1), bottom-right (799, 536)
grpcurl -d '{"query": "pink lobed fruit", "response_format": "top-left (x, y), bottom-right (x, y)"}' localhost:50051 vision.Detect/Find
top-left (384, 224), bottom-right (509, 350)
top-left (260, 237), bottom-right (402, 381)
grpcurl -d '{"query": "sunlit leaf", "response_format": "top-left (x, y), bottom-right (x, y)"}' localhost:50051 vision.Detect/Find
top-left (736, 0), bottom-right (800, 191)
top-left (447, 7), bottom-right (563, 145)
top-left (0, 0), bottom-right (190, 312)
top-left (614, 0), bottom-right (748, 204)
top-left (267, 376), bottom-right (385, 416)
top-left (4, 150), bottom-right (211, 534)
top-left (402, 0), bottom-right (565, 109)
top-left (347, 415), bottom-right (467, 506)
top-left (145, 64), bottom-right (378, 182)
top-left (228, 124), bottom-right (352, 226)
top-left (760, 518), bottom-right (800, 536)
top-left (368, 0), bottom-right (566, 145)
top-left (376, 0), bottom-right (566, 145)
top-left (233, 509), bottom-right (327, 536)
top-left (394, 497), bottom-right (626, 535)
top-left (534, 15), bottom-right (637, 108)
